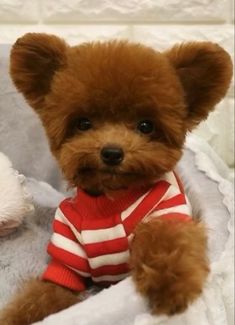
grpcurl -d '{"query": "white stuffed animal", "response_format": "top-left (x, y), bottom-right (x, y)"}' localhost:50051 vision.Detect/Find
top-left (0, 152), bottom-right (34, 236)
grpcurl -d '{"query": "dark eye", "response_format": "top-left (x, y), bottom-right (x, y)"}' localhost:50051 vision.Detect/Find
top-left (76, 117), bottom-right (92, 131)
top-left (137, 120), bottom-right (154, 134)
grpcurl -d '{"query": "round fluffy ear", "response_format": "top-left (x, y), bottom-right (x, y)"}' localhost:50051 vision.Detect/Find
top-left (165, 42), bottom-right (233, 130)
top-left (10, 33), bottom-right (68, 108)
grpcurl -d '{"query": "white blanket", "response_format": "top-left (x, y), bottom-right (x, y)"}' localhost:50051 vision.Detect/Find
top-left (32, 135), bottom-right (234, 325)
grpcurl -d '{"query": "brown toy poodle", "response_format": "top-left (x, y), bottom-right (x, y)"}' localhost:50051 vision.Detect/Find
top-left (0, 34), bottom-right (232, 325)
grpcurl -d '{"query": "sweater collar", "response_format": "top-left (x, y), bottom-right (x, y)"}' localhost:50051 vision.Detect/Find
top-left (74, 187), bottom-right (149, 218)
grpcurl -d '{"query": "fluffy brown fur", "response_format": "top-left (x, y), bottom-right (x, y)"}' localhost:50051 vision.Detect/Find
top-left (0, 279), bottom-right (79, 325)
top-left (130, 217), bottom-right (209, 315)
top-left (0, 33), bottom-right (232, 324)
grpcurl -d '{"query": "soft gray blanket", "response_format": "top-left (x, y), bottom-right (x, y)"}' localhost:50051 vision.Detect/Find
top-left (0, 179), bottom-right (64, 308)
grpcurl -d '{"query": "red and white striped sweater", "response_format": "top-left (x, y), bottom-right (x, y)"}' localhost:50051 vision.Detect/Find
top-left (42, 171), bottom-right (192, 291)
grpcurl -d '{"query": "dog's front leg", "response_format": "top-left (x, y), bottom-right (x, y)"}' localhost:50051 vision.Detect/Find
top-left (130, 216), bottom-right (209, 315)
top-left (0, 279), bottom-right (80, 325)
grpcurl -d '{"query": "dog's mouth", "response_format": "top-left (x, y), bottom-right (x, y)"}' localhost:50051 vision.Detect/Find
top-left (72, 165), bottom-right (158, 195)
top-left (77, 167), bottom-right (139, 177)
top-left (76, 167), bottom-right (143, 195)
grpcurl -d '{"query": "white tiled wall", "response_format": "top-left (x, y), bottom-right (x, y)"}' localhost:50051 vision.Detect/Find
top-left (0, 0), bottom-right (234, 166)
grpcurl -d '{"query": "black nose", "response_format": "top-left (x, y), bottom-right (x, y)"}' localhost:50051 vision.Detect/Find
top-left (101, 146), bottom-right (124, 166)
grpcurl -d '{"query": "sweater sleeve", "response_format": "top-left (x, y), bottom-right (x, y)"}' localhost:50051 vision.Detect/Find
top-left (42, 202), bottom-right (89, 291)
top-left (42, 259), bottom-right (86, 291)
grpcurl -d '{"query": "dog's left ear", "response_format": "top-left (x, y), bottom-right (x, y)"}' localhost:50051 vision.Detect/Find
top-left (10, 33), bottom-right (68, 110)
top-left (165, 42), bottom-right (233, 130)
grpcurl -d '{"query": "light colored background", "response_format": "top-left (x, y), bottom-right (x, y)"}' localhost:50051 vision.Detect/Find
top-left (0, 0), bottom-right (234, 167)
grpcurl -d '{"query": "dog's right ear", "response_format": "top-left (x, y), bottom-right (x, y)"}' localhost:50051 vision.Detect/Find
top-left (10, 33), bottom-right (68, 109)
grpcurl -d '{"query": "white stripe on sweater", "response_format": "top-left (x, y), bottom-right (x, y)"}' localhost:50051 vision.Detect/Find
top-left (51, 233), bottom-right (86, 258)
top-left (89, 251), bottom-right (130, 269)
top-left (92, 273), bottom-right (129, 283)
top-left (149, 204), bottom-right (191, 218)
top-left (81, 224), bottom-right (126, 244)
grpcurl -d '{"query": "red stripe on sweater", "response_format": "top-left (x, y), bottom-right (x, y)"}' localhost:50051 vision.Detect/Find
top-left (59, 199), bottom-right (82, 230)
top-left (155, 193), bottom-right (186, 210)
top-left (91, 263), bottom-right (130, 277)
top-left (81, 214), bottom-right (121, 231)
top-left (47, 242), bottom-right (89, 273)
top-left (53, 220), bottom-right (77, 242)
top-left (84, 237), bottom-right (129, 258)
top-left (123, 181), bottom-right (170, 235)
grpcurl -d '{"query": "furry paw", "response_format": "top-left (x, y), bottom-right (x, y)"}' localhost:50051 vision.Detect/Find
top-left (130, 217), bottom-right (209, 315)
top-left (0, 279), bottom-right (80, 325)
